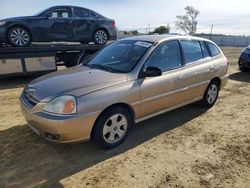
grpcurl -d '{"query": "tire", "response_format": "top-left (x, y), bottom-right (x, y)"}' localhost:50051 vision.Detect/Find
top-left (93, 29), bottom-right (108, 45)
top-left (8, 26), bottom-right (31, 47)
top-left (202, 80), bottom-right (220, 108)
top-left (64, 52), bottom-right (81, 68)
top-left (238, 58), bottom-right (249, 72)
top-left (92, 106), bottom-right (132, 149)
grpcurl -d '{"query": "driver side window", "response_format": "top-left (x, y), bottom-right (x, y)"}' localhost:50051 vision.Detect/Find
top-left (145, 40), bottom-right (182, 72)
top-left (50, 9), bottom-right (71, 18)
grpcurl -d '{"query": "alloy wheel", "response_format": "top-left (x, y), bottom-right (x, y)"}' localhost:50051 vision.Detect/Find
top-left (94, 30), bottom-right (108, 45)
top-left (10, 28), bottom-right (29, 46)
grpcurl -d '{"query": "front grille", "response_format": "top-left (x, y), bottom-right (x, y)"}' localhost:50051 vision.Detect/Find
top-left (21, 91), bottom-right (40, 108)
top-left (25, 92), bottom-right (39, 107)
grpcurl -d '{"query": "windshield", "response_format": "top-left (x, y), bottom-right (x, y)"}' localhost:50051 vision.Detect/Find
top-left (83, 40), bottom-right (152, 73)
top-left (33, 8), bottom-right (50, 16)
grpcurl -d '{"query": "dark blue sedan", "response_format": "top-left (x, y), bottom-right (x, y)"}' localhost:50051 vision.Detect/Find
top-left (0, 6), bottom-right (117, 47)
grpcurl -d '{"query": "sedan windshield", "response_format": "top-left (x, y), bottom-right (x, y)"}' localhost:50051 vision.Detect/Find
top-left (84, 40), bottom-right (152, 73)
top-left (33, 8), bottom-right (50, 16)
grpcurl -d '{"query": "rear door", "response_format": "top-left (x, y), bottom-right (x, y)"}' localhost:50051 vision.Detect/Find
top-left (139, 40), bottom-right (191, 117)
top-left (179, 40), bottom-right (212, 100)
top-left (72, 7), bottom-right (99, 41)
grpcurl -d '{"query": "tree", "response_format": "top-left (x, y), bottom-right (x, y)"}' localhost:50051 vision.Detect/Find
top-left (175, 6), bottom-right (199, 35)
top-left (131, 30), bottom-right (139, 35)
top-left (152, 25), bottom-right (170, 34)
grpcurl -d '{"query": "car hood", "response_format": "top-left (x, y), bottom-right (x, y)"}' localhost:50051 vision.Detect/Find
top-left (4, 16), bottom-right (38, 21)
top-left (26, 66), bottom-right (128, 102)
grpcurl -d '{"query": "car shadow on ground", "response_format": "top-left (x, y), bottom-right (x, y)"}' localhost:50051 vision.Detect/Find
top-left (0, 75), bottom-right (39, 90)
top-left (0, 102), bottom-right (208, 188)
top-left (229, 71), bottom-right (250, 83)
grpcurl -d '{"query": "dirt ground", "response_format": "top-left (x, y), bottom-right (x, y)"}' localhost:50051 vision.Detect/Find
top-left (0, 47), bottom-right (249, 188)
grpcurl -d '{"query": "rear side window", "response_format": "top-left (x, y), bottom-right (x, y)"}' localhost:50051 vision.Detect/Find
top-left (200, 41), bottom-right (210, 58)
top-left (74, 8), bottom-right (90, 18)
top-left (145, 40), bottom-right (182, 72)
top-left (206, 42), bottom-right (220, 57)
top-left (180, 40), bottom-right (203, 64)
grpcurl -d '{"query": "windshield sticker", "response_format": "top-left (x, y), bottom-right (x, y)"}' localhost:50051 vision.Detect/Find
top-left (135, 41), bottom-right (152, 48)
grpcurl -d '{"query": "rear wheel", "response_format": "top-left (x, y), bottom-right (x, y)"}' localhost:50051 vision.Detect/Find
top-left (92, 106), bottom-right (132, 149)
top-left (202, 80), bottom-right (219, 108)
top-left (93, 29), bottom-right (108, 45)
top-left (8, 26), bottom-right (31, 47)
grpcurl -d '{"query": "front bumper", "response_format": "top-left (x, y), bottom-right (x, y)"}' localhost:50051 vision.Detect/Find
top-left (20, 96), bottom-right (100, 143)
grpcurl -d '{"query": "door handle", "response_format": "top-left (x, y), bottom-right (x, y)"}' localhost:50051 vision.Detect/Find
top-left (178, 75), bottom-right (185, 80)
top-left (210, 66), bottom-right (215, 71)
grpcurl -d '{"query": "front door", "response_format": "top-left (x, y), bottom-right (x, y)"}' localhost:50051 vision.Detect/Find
top-left (139, 40), bottom-right (190, 118)
top-left (45, 8), bottom-right (73, 41)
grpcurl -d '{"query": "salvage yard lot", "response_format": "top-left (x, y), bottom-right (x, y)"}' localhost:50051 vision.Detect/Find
top-left (0, 47), bottom-right (250, 188)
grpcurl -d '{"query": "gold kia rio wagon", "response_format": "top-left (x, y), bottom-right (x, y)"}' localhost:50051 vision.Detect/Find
top-left (20, 35), bottom-right (229, 148)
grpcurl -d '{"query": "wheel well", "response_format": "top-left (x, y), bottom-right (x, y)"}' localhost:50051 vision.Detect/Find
top-left (7, 25), bottom-right (32, 41)
top-left (90, 103), bottom-right (135, 139)
top-left (93, 27), bottom-right (110, 40)
top-left (211, 77), bottom-right (221, 90)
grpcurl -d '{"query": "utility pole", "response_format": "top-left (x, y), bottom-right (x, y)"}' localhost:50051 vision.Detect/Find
top-left (210, 24), bottom-right (214, 40)
top-left (148, 24), bottom-right (151, 34)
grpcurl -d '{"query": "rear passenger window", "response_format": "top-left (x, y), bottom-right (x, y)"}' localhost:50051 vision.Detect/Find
top-left (74, 8), bottom-right (90, 18)
top-left (200, 41), bottom-right (210, 58)
top-left (180, 40), bottom-right (203, 64)
top-left (145, 40), bottom-right (182, 72)
top-left (206, 42), bottom-right (220, 57)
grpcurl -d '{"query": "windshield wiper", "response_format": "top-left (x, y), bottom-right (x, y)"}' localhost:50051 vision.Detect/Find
top-left (86, 64), bottom-right (120, 73)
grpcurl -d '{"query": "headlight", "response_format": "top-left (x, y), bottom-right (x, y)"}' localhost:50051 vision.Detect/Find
top-left (0, 21), bottom-right (6, 27)
top-left (43, 95), bottom-right (77, 115)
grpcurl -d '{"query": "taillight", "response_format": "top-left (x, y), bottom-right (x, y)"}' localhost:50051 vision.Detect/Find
top-left (112, 20), bottom-right (116, 27)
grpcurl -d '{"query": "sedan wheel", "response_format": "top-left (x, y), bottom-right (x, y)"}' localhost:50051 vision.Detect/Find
top-left (103, 114), bottom-right (128, 144)
top-left (202, 80), bottom-right (219, 107)
top-left (207, 84), bottom-right (218, 104)
top-left (94, 30), bottom-right (108, 45)
top-left (92, 107), bottom-right (132, 149)
top-left (8, 27), bottom-right (31, 47)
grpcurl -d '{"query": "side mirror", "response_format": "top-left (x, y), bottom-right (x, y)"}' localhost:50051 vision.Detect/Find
top-left (46, 13), bottom-right (52, 18)
top-left (143, 66), bottom-right (162, 77)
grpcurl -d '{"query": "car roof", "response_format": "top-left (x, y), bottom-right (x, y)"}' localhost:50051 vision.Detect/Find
top-left (121, 35), bottom-right (211, 44)
top-left (50, 5), bottom-right (92, 11)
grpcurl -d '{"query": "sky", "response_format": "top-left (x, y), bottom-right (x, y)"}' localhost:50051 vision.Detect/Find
top-left (0, 0), bottom-right (250, 36)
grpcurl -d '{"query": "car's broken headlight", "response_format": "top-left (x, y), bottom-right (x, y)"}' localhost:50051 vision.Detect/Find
top-left (43, 95), bottom-right (77, 115)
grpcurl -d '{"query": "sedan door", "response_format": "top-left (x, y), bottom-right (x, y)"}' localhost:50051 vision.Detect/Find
top-left (71, 7), bottom-right (99, 42)
top-left (139, 40), bottom-right (191, 118)
top-left (43, 8), bottom-right (73, 41)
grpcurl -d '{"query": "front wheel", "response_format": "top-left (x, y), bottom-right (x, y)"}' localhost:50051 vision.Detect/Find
top-left (92, 107), bottom-right (132, 149)
top-left (93, 29), bottom-right (108, 45)
top-left (8, 26), bottom-right (31, 47)
top-left (202, 80), bottom-right (219, 108)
